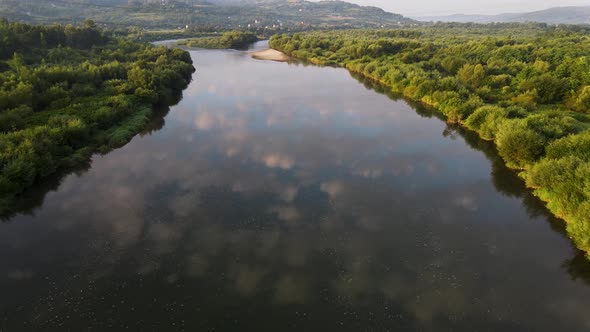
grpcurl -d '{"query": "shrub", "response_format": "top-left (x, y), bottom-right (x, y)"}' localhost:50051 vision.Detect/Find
top-left (0, 105), bottom-right (33, 133)
top-left (525, 113), bottom-right (581, 140)
top-left (526, 157), bottom-right (590, 251)
top-left (464, 105), bottom-right (507, 140)
top-left (457, 63), bottom-right (485, 89)
top-left (511, 90), bottom-right (538, 111)
top-left (568, 201), bottom-right (590, 253)
top-left (496, 119), bottom-right (545, 168)
top-left (574, 85), bottom-right (590, 112)
top-left (546, 131), bottom-right (590, 161)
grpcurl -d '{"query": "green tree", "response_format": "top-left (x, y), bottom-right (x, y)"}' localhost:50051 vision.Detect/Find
top-left (457, 64), bottom-right (485, 89)
top-left (575, 85), bottom-right (590, 112)
top-left (464, 105), bottom-right (507, 140)
top-left (496, 120), bottom-right (545, 168)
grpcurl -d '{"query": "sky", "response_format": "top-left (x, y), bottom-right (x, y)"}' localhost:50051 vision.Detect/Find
top-left (310, 0), bottom-right (590, 16)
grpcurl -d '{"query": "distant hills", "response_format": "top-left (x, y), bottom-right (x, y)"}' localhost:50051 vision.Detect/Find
top-left (416, 6), bottom-right (590, 25)
top-left (2, 1), bottom-right (589, 30)
top-left (0, 0), bottom-right (416, 30)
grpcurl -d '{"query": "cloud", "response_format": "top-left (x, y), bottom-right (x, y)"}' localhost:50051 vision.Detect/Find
top-left (320, 181), bottom-right (345, 198)
top-left (262, 153), bottom-right (295, 170)
top-left (269, 205), bottom-right (300, 223)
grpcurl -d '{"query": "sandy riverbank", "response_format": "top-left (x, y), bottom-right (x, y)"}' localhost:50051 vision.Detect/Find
top-left (250, 48), bottom-right (290, 62)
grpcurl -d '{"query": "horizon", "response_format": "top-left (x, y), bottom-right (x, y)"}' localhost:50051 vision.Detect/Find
top-left (308, 0), bottom-right (590, 17)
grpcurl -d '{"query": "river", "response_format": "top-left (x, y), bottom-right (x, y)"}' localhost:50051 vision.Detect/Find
top-left (1, 41), bottom-right (589, 331)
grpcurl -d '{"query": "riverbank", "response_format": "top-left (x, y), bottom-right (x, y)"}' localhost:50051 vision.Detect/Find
top-left (178, 31), bottom-right (258, 49)
top-left (250, 48), bottom-right (290, 62)
top-left (3, 45), bottom-right (589, 331)
top-left (268, 29), bottom-right (590, 258)
top-left (0, 21), bottom-right (194, 217)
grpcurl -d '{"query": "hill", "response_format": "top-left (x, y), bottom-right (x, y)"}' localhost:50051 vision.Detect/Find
top-left (417, 6), bottom-right (590, 25)
top-left (0, 0), bottom-right (415, 31)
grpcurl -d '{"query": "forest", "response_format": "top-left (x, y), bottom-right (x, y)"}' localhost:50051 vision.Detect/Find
top-left (0, 19), bottom-right (194, 212)
top-left (270, 23), bottom-right (590, 257)
top-left (178, 31), bottom-right (258, 49)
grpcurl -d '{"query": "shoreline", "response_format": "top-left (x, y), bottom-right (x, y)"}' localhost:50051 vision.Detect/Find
top-left (250, 48), bottom-right (290, 62)
top-left (272, 46), bottom-right (589, 258)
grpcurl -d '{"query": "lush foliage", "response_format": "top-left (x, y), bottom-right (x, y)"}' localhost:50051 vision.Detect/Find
top-left (178, 31), bottom-right (258, 49)
top-left (0, 19), bottom-right (194, 211)
top-left (270, 24), bottom-right (590, 255)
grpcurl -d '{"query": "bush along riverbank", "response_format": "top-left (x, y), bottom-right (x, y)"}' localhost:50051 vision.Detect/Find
top-left (178, 31), bottom-right (258, 49)
top-left (0, 19), bottom-right (195, 213)
top-left (269, 24), bottom-right (590, 257)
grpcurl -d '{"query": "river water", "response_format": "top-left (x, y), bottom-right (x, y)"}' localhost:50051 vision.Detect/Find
top-left (1, 42), bottom-right (589, 331)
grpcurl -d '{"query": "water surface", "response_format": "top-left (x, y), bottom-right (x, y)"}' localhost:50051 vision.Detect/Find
top-left (1, 42), bottom-right (590, 331)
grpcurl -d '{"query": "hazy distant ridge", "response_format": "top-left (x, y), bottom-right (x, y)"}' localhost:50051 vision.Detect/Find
top-left (416, 6), bottom-right (590, 25)
top-left (0, 0), bottom-right (416, 29)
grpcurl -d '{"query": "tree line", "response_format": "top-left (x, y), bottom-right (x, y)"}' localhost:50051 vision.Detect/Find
top-left (0, 19), bottom-right (194, 213)
top-left (178, 31), bottom-right (258, 50)
top-left (269, 24), bottom-right (590, 257)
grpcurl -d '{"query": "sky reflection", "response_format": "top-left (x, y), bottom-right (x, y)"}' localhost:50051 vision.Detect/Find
top-left (0, 44), bottom-right (589, 331)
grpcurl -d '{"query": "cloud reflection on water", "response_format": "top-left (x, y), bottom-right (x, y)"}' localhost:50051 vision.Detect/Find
top-left (0, 47), bottom-right (589, 331)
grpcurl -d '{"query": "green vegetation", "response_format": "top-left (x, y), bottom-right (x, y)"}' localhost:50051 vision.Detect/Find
top-left (0, 19), bottom-right (194, 212)
top-left (178, 31), bottom-right (258, 49)
top-left (0, 0), bottom-right (414, 33)
top-left (125, 28), bottom-right (221, 43)
top-left (269, 23), bottom-right (590, 256)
